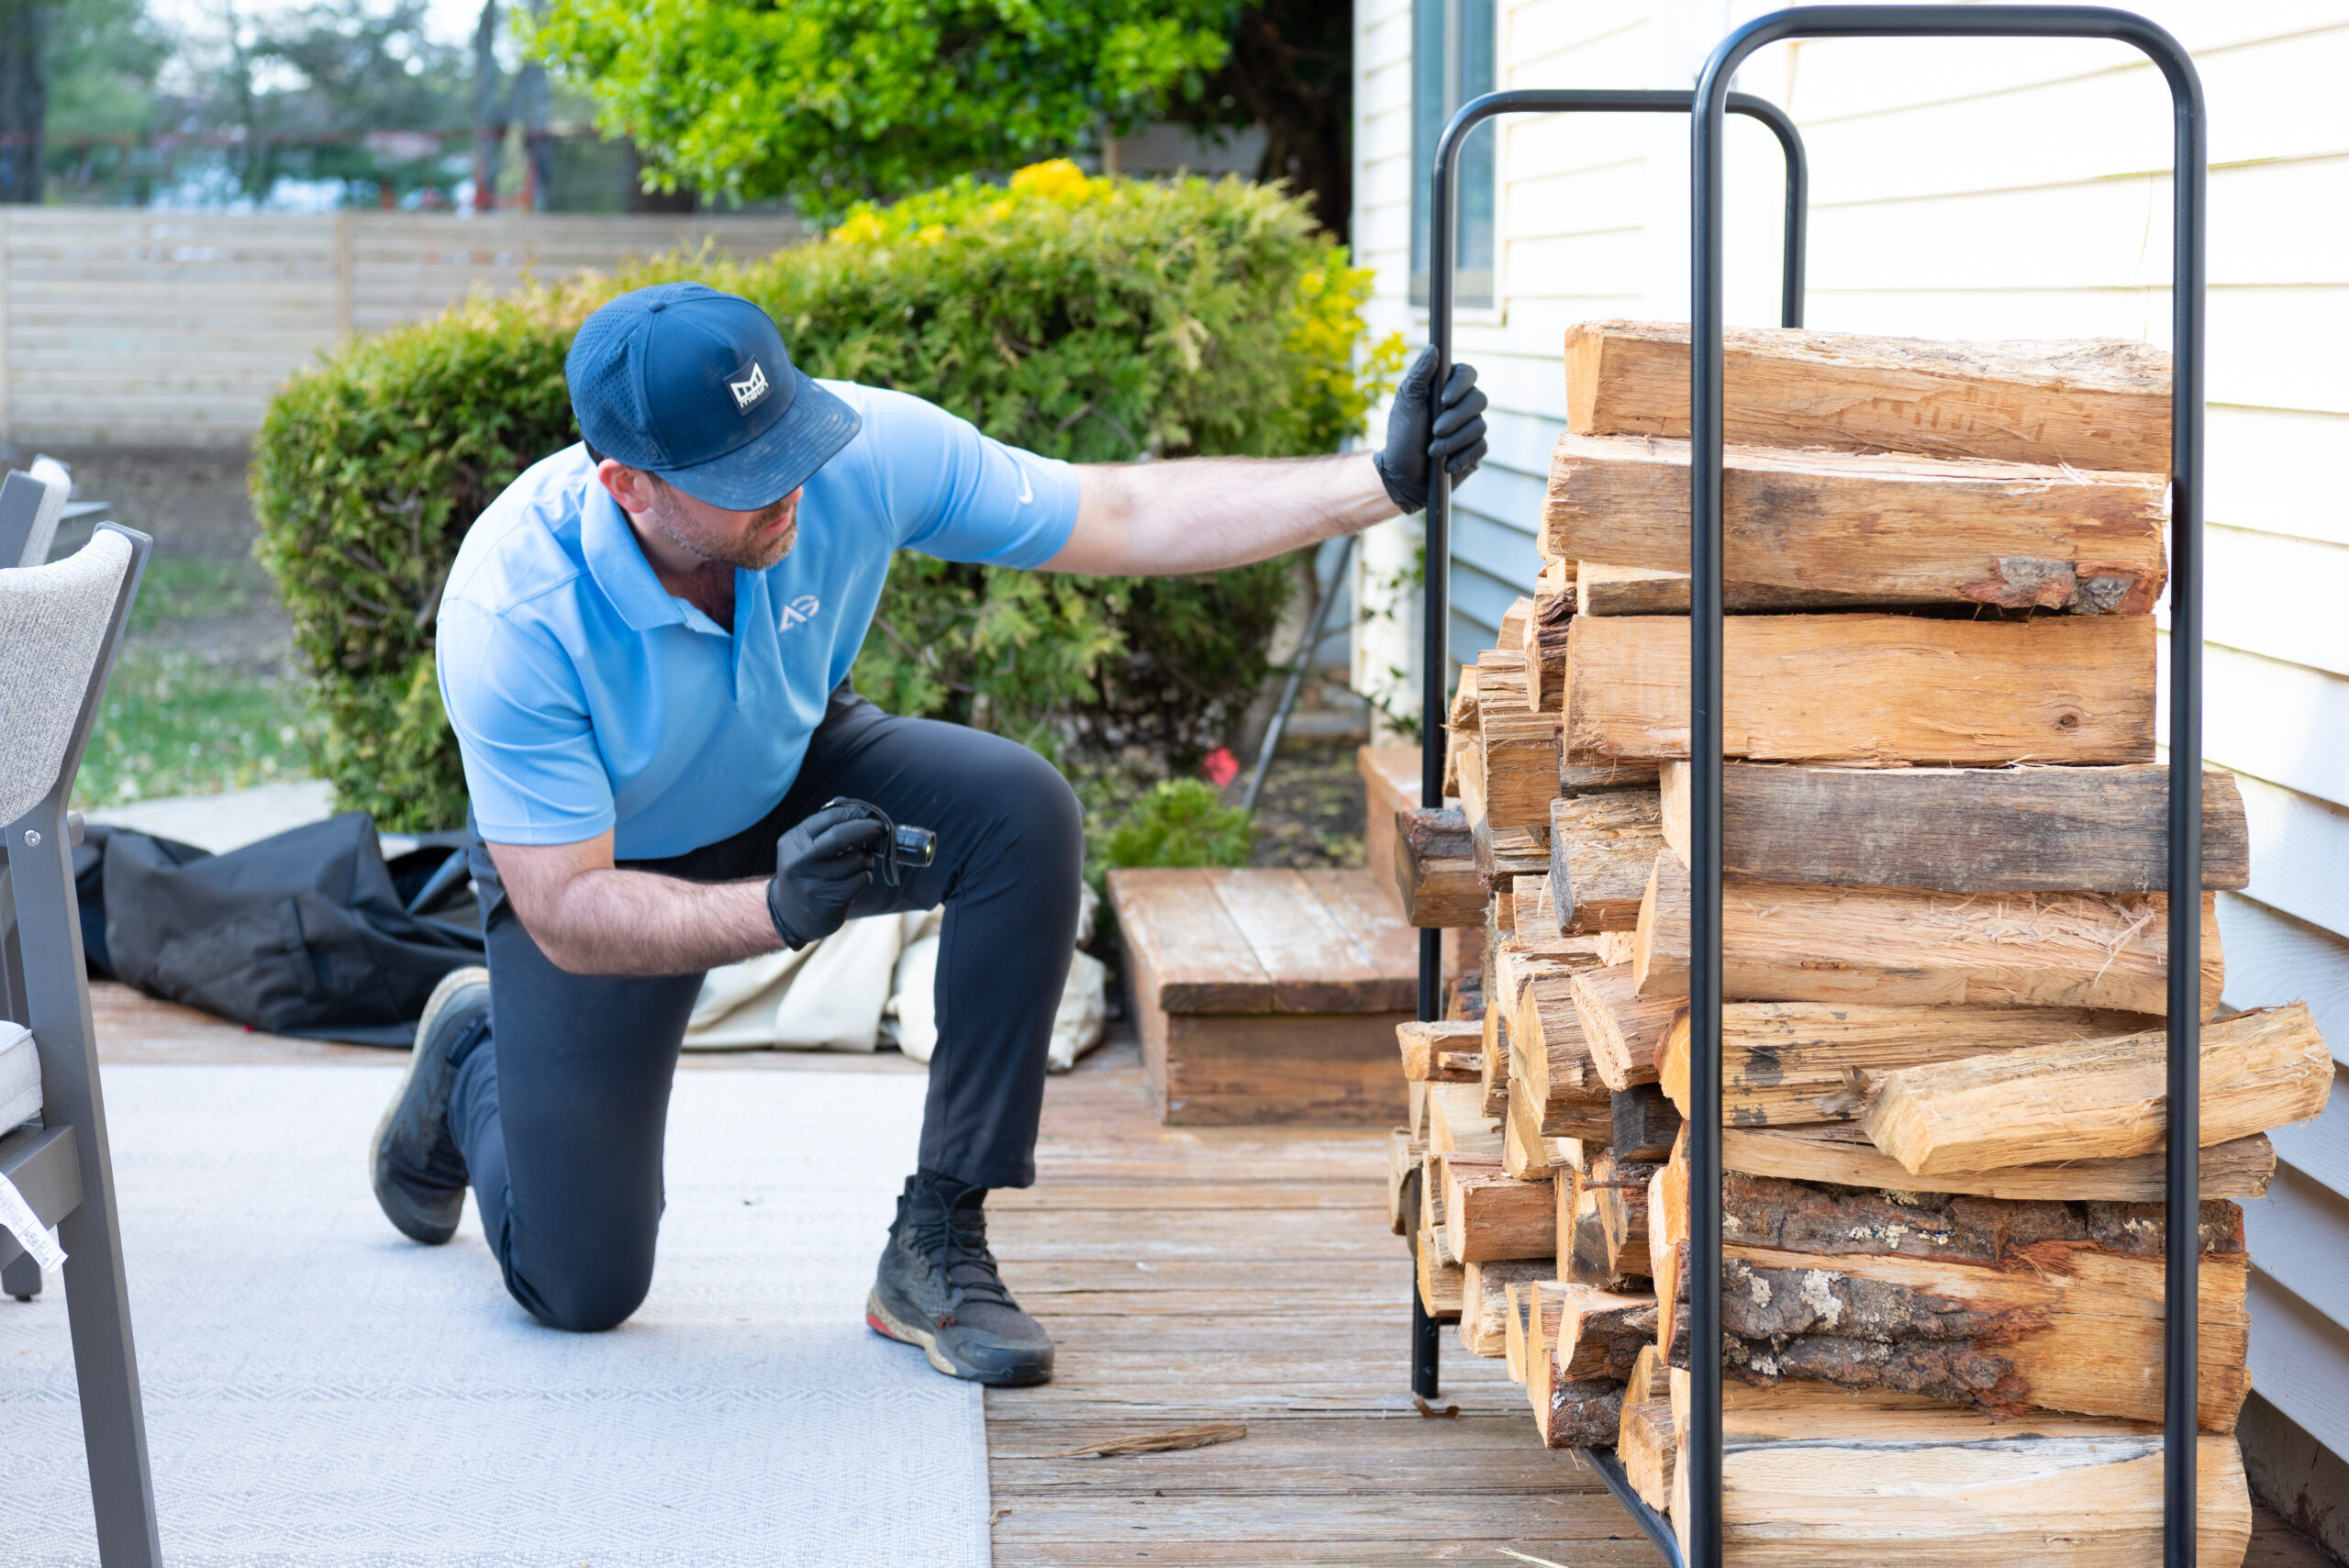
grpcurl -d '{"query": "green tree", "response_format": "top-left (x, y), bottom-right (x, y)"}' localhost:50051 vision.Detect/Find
top-left (529, 0), bottom-right (1235, 218)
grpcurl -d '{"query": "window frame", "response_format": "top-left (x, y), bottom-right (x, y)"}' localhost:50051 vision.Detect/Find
top-left (1408, 0), bottom-right (1498, 313)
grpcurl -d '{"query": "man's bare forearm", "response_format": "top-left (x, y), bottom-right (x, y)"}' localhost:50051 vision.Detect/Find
top-left (490, 849), bottom-right (782, 976)
top-left (1052, 451), bottom-right (1397, 576)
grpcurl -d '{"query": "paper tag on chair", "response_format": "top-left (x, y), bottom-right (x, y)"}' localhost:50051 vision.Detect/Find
top-left (0, 1169), bottom-right (66, 1273)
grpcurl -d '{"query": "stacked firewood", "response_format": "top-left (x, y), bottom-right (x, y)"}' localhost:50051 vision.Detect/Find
top-left (1388, 320), bottom-right (2335, 1564)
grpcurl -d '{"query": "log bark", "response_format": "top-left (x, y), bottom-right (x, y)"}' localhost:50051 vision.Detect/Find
top-left (1653, 1170), bottom-right (2251, 1431)
top-left (1393, 807), bottom-right (1485, 927)
top-left (1654, 1001), bottom-right (2158, 1128)
top-left (1720, 1123), bottom-right (2275, 1203)
top-left (1549, 791), bottom-right (1662, 934)
top-left (1658, 760), bottom-right (2251, 894)
top-left (1542, 435), bottom-right (2168, 612)
top-left (1863, 1003), bottom-right (2333, 1176)
top-left (1563, 318), bottom-right (2173, 472)
top-left (1634, 849), bottom-right (2224, 1018)
top-left (1568, 962), bottom-right (1675, 1090)
top-left (1525, 1281), bottom-right (1630, 1446)
top-left (1667, 1381), bottom-right (2251, 1568)
top-left (1396, 1019), bottom-right (1482, 1083)
top-left (1564, 613), bottom-right (2155, 765)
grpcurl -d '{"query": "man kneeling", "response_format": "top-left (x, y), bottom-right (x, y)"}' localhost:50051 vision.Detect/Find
top-left (368, 282), bottom-right (1486, 1383)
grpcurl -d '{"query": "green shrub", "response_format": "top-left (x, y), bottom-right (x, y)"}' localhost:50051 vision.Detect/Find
top-left (253, 161), bottom-right (1402, 830)
top-left (1100, 779), bottom-right (1252, 872)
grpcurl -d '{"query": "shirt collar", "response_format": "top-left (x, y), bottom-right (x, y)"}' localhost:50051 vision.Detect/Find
top-left (581, 481), bottom-right (690, 634)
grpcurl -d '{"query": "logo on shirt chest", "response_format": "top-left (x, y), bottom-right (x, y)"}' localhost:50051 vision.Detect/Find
top-left (779, 594), bottom-right (821, 631)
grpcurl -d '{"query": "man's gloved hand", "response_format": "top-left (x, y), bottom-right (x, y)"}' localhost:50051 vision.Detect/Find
top-left (1373, 346), bottom-right (1490, 515)
top-left (766, 804), bottom-right (888, 949)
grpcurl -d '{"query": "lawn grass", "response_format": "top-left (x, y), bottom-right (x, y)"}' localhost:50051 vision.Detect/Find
top-left (72, 558), bottom-right (316, 808)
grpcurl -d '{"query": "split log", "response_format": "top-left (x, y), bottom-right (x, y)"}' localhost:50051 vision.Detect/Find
top-left (1595, 1151), bottom-right (1658, 1280)
top-left (1510, 873), bottom-right (1555, 933)
top-left (1564, 613), bottom-right (2155, 765)
top-left (1556, 1284), bottom-right (1660, 1382)
top-left (1542, 436), bottom-right (2168, 613)
top-left (1509, 971), bottom-right (1616, 1118)
top-left (1568, 963), bottom-right (1675, 1089)
top-left (1414, 1226), bottom-right (1464, 1318)
top-left (1393, 807), bottom-right (1485, 927)
top-left (1473, 675), bottom-right (1563, 836)
top-left (1574, 561), bottom-right (1959, 615)
top-left (1504, 1280), bottom-right (1558, 1385)
top-left (1667, 1381), bottom-right (2251, 1568)
top-left (1503, 1075), bottom-right (1590, 1178)
top-left (1557, 1167), bottom-right (1624, 1289)
top-left (1658, 761), bottom-right (2250, 894)
top-left (1526, 588), bottom-right (1573, 711)
top-left (1461, 1258), bottom-right (1553, 1358)
top-left (1653, 1171), bottom-right (2250, 1431)
top-left (1562, 318), bottom-right (2173, 472)
top-left (1654, 1001), bottom-right (2157, 1128)
top-left (1423, 1082), bottom-right (1497, 1159)
top-left (1627, 1340), bottom-right (1669, 1403)
top-left (1720, 1123), bottom-right (2276, 1203)
top-left (1560, 756), bottom-right (1662, 794)
top-left (1524, 1282), bottom-right (1629, 1447)
top-left (1612, 1084), bottom-right (1681, 1162)
top-left (1386, 1127), bottom-right (1422, 1236)
top-left (1396, 1019), bottom-right (1483, 1083)
top-left (1634, 849), bottom-right (2224, 1018)
top-left (1549, 791), bottom-right (1663, 934)
top-left (1478, 1005), bottom-right (1509, 1119)
top-left (1619, 1396), bottom-right (1675, 1513)
top-left (1442, 664), bottom-right (1477, 798)
top-left (1863, 1003), bottom-right (2332, 1176)
top-left (1443, 1159), bottom-right (1556, 1263)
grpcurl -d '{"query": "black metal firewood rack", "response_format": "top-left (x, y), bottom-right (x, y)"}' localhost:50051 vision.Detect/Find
top-left (1416, 10), bottom-right (2207, 1564)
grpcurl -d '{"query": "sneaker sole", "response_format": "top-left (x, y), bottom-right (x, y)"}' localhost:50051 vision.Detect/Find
top-left (864, 1288), bottom-right (1052, 1387)
top-left (368, 964), bottom-right (489, 1245)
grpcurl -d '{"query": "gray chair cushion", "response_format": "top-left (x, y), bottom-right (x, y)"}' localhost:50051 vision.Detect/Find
top-left (0, 528), bottom-right (130, 827)
top-left (0, 1021), bottom-right (37, 1130)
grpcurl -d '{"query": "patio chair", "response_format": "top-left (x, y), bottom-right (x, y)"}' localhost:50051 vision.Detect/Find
top-left (0, 519), bottom-right (165, 1566)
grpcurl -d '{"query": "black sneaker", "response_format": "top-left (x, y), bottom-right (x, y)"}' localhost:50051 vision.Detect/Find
top-left (369, 965), bottom-right (491, 1245)
top-left (866, 1175), bottom-right (1054, 1386)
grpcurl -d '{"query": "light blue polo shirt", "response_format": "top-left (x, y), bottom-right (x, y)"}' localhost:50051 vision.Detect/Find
top-left (435, 381), bottom-right (1079, 860)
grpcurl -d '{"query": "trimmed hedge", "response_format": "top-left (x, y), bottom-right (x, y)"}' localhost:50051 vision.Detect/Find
top-left (252, 163), bottom-right (1400, 829)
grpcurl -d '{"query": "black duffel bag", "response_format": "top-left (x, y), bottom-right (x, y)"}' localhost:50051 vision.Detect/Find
top-left (17, 813), bottom-right (484, 1048)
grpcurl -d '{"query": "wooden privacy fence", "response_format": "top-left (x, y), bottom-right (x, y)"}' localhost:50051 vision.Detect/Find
top-left (0, 210), bottom-right (810, 448)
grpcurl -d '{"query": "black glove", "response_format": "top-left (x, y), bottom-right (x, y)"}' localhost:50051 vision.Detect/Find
top-left (1373, 346), bottom-right (1490, 514)
top-left (765, 804), bottom-right (888, 949)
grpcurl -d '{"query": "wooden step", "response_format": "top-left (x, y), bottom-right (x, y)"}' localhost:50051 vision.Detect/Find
top-left (1109, 867), bottom-right (1418, 1125)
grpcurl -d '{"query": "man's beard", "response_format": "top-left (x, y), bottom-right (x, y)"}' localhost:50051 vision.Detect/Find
top-left (651, 491), bottom-right (796, 572)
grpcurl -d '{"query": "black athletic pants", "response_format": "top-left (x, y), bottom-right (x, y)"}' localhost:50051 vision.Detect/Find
top-left (447, 684), bottom-right (1085, 1332)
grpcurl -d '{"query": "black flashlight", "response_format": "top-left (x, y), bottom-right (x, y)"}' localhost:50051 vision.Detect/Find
top-left (823, 797), bottom-right (936, 888)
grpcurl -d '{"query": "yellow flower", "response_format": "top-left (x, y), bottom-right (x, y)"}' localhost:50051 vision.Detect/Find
top-left (830, 211), bottom-right (886, 245)
top-left (915, 224), bottom-right (947, 246)
top-left (1009, 158), bottom-right (1105, 206)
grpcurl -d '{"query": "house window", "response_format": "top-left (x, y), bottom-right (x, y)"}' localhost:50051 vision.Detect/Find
top-left (1410, 0), bottom-right (1497, 309)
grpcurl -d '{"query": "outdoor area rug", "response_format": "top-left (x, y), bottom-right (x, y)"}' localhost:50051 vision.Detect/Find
top-left (0, 1062), bottom-right (992, 1567)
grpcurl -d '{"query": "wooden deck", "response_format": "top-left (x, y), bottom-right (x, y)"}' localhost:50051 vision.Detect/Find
top-left (83, 982), bottom-right (2345, 1568)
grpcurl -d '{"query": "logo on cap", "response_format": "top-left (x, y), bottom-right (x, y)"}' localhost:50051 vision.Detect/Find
top-left (728, 360), bottom-right (772, 414)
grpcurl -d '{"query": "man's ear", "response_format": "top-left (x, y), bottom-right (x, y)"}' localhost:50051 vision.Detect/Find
top-left (596, 459), bottom-right (658, 516)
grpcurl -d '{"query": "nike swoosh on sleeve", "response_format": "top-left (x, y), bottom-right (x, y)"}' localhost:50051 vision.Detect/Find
top-left (1017, 471), bottom-right (1034, 506)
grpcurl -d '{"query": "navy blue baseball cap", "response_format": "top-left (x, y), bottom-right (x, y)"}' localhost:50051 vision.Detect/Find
top-left (566, 282), bottom-right (860, 511)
